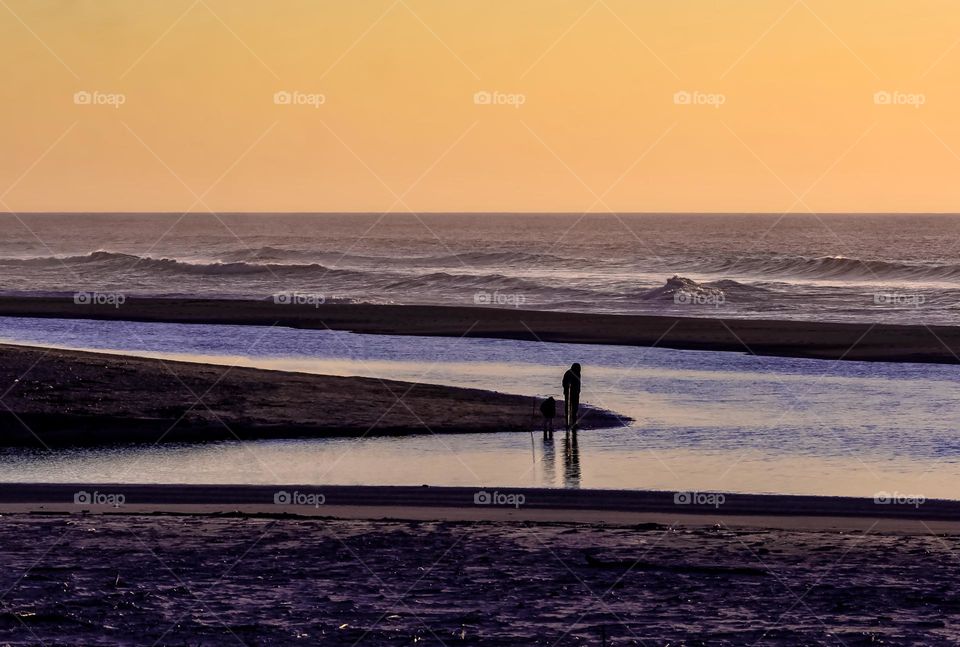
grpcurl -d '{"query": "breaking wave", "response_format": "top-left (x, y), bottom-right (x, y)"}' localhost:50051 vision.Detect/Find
top-left (0, 251), bottom-right (364, 279)
top-left (635, 275), bottom-right (769, 302)
top-left (701, 255), bottom-right (960, 282)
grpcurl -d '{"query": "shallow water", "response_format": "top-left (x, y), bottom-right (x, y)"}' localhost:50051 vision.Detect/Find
top-left (0, 316), bottom-right (958, 499)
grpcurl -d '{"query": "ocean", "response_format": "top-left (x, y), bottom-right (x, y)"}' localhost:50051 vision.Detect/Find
top-left (3, 212), bottom-right (960, 324)
top-left (2, 213), bottom-right (959, 498)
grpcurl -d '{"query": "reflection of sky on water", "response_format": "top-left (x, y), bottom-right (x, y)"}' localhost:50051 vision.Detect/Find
top-left (0, 316), bottom-right (958, 498)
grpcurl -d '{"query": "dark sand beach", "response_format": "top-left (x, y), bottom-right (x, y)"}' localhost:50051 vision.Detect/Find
top-left (1, 296), bottom-right (959, 363)
top-left (0, 507), bottom-right (957, 645)
top-left (1, 484), bottom-right (959, 644)
top-left (0, 344), bottom-right (622, 446)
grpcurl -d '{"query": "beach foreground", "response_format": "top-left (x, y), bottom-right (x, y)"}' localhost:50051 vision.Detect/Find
top-left (2, 296), bottom-right (959, 363)
top-left (0, 511), bottom-right (957, 645)
top-left (0, 344), bottom-right (622, 446)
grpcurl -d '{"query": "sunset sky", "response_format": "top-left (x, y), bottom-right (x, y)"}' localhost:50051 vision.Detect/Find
top-left (3, 0), bottom-right (960, 213)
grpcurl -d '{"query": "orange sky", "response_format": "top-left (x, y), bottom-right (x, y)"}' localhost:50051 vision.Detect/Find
top-left (3, 0), bottom-right (960, 213)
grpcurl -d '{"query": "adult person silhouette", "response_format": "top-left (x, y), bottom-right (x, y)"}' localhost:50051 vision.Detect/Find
top-left (562, 363), bottom-right (581, 431)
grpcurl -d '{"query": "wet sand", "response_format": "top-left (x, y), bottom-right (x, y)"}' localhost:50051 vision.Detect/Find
top-left (3, 488), bottom-right (958, 645)
top-left (0, 512), bottom-right (957, 645)
top-left (0, 344), bottom-right (622, 446)
top-left (1, 296), bottom-right (959, 363)
top-left (3, 483), bottom-right (959, 528)
top-left (3, 485), bottom-right (959, 644)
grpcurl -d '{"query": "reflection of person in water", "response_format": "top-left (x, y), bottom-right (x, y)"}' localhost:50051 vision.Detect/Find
top-left (563, 431), bottom-right (580, 488)
top-left (562, 363), bottom-right (581, 431)
top-left (541, 432), bottom-right (556, 485)
top-left (539, 396), bottom-right (556, 438)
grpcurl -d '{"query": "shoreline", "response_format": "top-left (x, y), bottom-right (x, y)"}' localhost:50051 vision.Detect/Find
top-left (2, 483), bottom-right (955, 532)
top-left (1, 296), bottom-right (958, 363)
top-left (0, 343), bottom-right (623, 446)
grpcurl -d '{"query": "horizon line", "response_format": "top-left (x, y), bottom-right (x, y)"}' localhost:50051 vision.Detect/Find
top-left (4, 211), bottom-right (960, 216)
